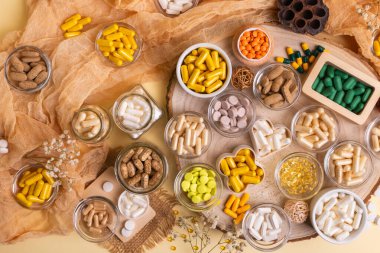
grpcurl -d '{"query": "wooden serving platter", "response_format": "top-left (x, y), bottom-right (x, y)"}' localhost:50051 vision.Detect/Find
top-left (166, 24), bottom-right (380, 242)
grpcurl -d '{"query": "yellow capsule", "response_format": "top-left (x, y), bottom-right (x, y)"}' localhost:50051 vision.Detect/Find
top-left (16, 193), bottom-right (32, 208)
top-left (78, 17), bottom-right (92, 26)
top-left (117, 48), bottom-right (134, 62)
top-left (231, 166), bottom-right (249, 176)
top-left (211, 51), bottom-right (220, 69)
top-left (21, 185), bottom-right (30, 195)
top-left (220, 159), bottom-right (230, 176)
top-left (109, 55), bottom-right (124, 66)
top-left (286, 47), bottom-right (294, 55)
top-left (181, 65), bottom-right (189, 84)
top-left (197, 71), bottom-right (209, 83)
top-left (223, 208), bottom-right (237, 219)
top-left (191, 50), bottom-right (198, 56)
top-left (203, 76), bottom-right (219, 87)
top-left (198, 47), bottom-right (210, 54)
top-left (226, 157), bottom-right (237, 169)
top-left (296, 57), bottom-right (303, 66)
top-left (229, 176), bottom-right (242, 193)
top-left (18, 171), bottom-right (31, 187)
top-left (106, 32), bottom-right (124, 41)
top-left (241, 175), bottom-right (261, 184)
top-left (103, 51), bottom-right (110, 57)
top-left (205, 80), bottom-right (223, 94)
top-left (33, 180), bottom-right (44, 197)
top-left (28, 182), bottom-right (36, 196)
top-left (187, 68), bottom-right (201, 86)
top-left (113, 41), bottom-right (124, 48)
top-left (187, 83), bottom-right (205, 93)
top-left (256, 168), bottom-right (264, 176)
top-left (42, 170), bottom-right (55, 185)
top-left (121, 37), bottom-right (132, 49)
top-left (27, 195), bottom-right (44, 204)
top-left (45, 184), bottom-right (53, 200)
top-left (99, 46), bottom-right (115, 52)
top-left (60, 19), bottom-right (78, 31)
top-left (205, 54), bottom-right (215, 71)
top-left (67, 24), bottom-right (83, 32)
top-left (233, 213), bottom-right (245, 225)
top-left (231, 197), bottom-right (240, 212)
top-left (237, 149), bottom-right (251, 156)
top-left (97, 39), bottom-right (113, 47)
top-left (187, 63), bottom-right (195, 75)
top-left (102, 23), bottom-right (119, 36)
top-left (237, 162), bottom-right (247, 167)
top-left (195, 50), bottom-right (209, 67)
top-left (184, 55), bottom-right (197, 64)
top-left (206, 69), bottom-right (223, 80)
top-left (245, 155), bottom-right (256, 170)
top-left (39, 183), bottom-right (50, 200)
top-left (374, 40), bottom-right (380, 56)
top-left (234, 156), bottom-right (246, 163)
top-left (65, 13), bottom-right (81, 23)
top-left (119, 27), bottom-right (136, 37)
top-left (64, 32), bottom-right (81, 38)
top-left (244, 170), bottom-right (256, 177)
top-left (111, 51), bottom-right (124, 60)
top-left (25, 173), bottom-right (43, 186)
top-left (128, 35), bottom-right (138, 50)
top-left (240, 193), bottom-right (250, 207)
top-left (225, 194), bottom-right (236, 209)
top-left (220, 61), bottom-right (227, 80)
top-left (291, 61), bottom-right (300, 70)
top-left (197, 63), bottom-right (207, 71)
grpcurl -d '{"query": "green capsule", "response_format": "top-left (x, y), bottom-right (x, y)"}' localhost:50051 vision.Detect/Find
top-left (328, 88), bottom-right (337, 100)
top-left (341, 101), bottom-right (347, 107)
top-left (343, 77), bottom-right (356, 90)
top-left (322, 86), bottom-right (335, 97)
top-left (353, 87), bottom-right (365, 95)
top-left (362, 87), bottom-right (373, 103)
top-left (335, 69), bottom-right (349, 79)
top-left (319, 64), bottom-right (328, 78)
top-left (344, 90), bottom-right (355, 104)
top-left (312, 77), bottom-right (320, 90)
top-left (334, 90), bottom-right (345, 104)
top-left (326, 65), bottom-right (335, 78)
top-left (350, 96), bottom-right (362, 111)
top-left (333, 75), bottom-right (342, 90)
top-left (324, 77), bottom-right (333, 87)
top-left (295, 51), bottom-right (302, 58)
top-left (302, 56), bottom-right (309, 63)
top-left (317, 45), bottom-right (325, 52)
top-left (315, 80), bottom-right (324, 93)
top-left (353, 103), bottom-right (365, 114)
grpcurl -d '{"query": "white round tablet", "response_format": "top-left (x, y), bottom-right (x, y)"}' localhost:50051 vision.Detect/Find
top-left (124, 220), bottom-right (136, 231)
top-left (102, 181), bottom-right (114, 192)
top-left (121, 228), bottom-right (133, 238)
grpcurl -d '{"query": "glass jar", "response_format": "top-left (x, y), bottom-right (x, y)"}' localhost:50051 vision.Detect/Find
top-left (364, 116), bottom-right (380, 159)
top-left (154, 0), bottom-right (199, 17)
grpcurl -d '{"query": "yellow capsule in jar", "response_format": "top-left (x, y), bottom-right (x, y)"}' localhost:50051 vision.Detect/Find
top-left (206, 69), bottom-right (223, 80)
top-left (374, 40), bottom-right (380, 56)
top-left (184, 55), bottom-right (197, 64)
top-left (28, 182), bottom-right (36, 196)
top-left (238, 149), bottom-right (251, 156)
top-left (205, 80), bottom-right (223, 94)
top-left (99, 46), bottom-right (115, 52)
top-left (67, 24), bottom-right (83, 32)
top-left (197, 71), bottom-right (208, 83)
top-left (195, 50), bottom-right (209, 67)
top-left (128, 35), bottom-right (138, 50)
top-left (244, 170), bottom-right (256, 177)
top-left (18, 171), bottom-right (31, 187)
top-left (220, 61), bottom-right (227, 80)
top-left (37, 168), bottom-right (43, 173)
top-left (226, 157), bottom-right (236, 169)
top-left (60, 19), bottom-right (78, 31)
top-left (21, 185), bottom-right (30, 195)
top-left (25, 173), bottom-right (43, 186)
top-left (65, 13), bottom-right (81, 23)
top-left (234, 156), bottom-right (246, 163)
top-left (245, 155), bottom-right (256, 170)
top-left (117, 48), bottom-right (134, 62)
top-left (64, 32), bottom-right (81, 38)
top-left (78, 17), bottom-right (92, 26)
top-left (198, 47), bottom-right (210, 54)
top-left (211, 51), bottom-right (220, 69)
top-left (187, 63), bottom-right (195, 75)
top-left (203, 76), bottom-right (219, 88)
top-left (39, 183), bottom-right (50, 200)
top-left (225, 194), bottom-right (236, 209)
top-left (191, 50), bottom-right (198, 56)
top-left (205, 54), bottom-right (216, 71)
top-left (119, 27), bottom-right (136, 37)
top-left (106, 32), bottom-right (124, 41)
top-left (231, 166), bottom-right (249, 176)
top-left (33, 180), bottom-right (44, 197)
top-left (223, 208), bottom-right (237, 219)
top-left (220, 159), bottom-right (230, 176)
top-left (239, 193), bottom-right (250, 207)
top-left (256, 168), bottom-right (264, 176)
top-left (198, 63), bottom-right (207, 71)
top-left (45, 184), bottom-right (53, 200)
top-left (237, 162), bottom-right (247, 167)
top-left (112, 51), bottom-right (125, 60)
top-left (229, 176), bottom-right (242, 193)
top-left (103, 51), bottom-right (110, 57)
top-left (121, 37), bottom-right (132, 49)
top-left (42, 170), bottom-right (55, 185)
top-left (109, 55), bottom-right (124, 66)
top-left (181, 65), bottom-right (189, 84)
top-left (241, 175), bottom-right (261, 184)
top-left (16, 193), bottom-right (32, 208)
top-left (187, 83), bottom-right (205, 93)
top-left (113, 41), bottom-right (124, 48)
top-left (187, 68), bottom-right (201, 86)
top-left (97, 39), bottom-right (113, 47)
top-left (27, 195), bottom-right (44, 204)
top-left (102, 23), bottom-right (119, 36)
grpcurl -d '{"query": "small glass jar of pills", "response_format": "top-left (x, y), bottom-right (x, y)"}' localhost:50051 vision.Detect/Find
top-left (364, 116), bottom-right (380, 159)
top-left (155, 0), bottom-right (199, 17)
top-left (71, 105), bottom-right (111, 144)
top-left (112, 85), bottom-right (163, 139)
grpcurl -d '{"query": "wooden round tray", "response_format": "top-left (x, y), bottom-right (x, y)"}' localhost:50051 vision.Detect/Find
top-left (166, 25), bottom-right (380, 242)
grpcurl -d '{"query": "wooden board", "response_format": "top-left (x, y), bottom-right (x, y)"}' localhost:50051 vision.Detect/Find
top-left (166, 25), bottom-right (380, 242)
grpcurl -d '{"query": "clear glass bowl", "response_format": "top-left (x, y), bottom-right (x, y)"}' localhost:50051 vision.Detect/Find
top-left (364, 116), bottom-right (380, 159)
top-left (324, 140), bottom-right (373, 189)
top-left (114, 142), bottom-right (168, 195)
top-left (12, 164), bottom-right (59, 209)
top-left (291, 105), bottom-right (340, 152)
top-left (73, 196), bottom-right (119, 243)
top-left (242, 203), bottom-right (291, 252)
top-left (95, 22), bottom-right (143, 67)
top-left (174, 163), bottom-right (223, 212)
top-left (117, 191), bottom-right (149, 219)
top-left (164, 111), bottom-right (212, 158)
top-left (4, 45), bottom-right (52, 93)
top-left (253, 63), bottom-right (301, 110)
top-left (71, 105), bottom-right (111, 144)
top-left (154, 0), bottom-right (199, 17)
top-left (111, 85), bottom-right (163, 139)
top-left (208, 90), bottom-right (256, 138)
top-left (371, 29), bottom-right (380, 58)
top-left (275, 152), bottom-right (324, 200)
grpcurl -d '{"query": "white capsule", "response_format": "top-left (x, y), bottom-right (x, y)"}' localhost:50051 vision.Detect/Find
top-left (132, 197), bottom-right (148, 208)
top-left (335, 231), bottom-right (350, 241)
top-left (315, 201), bottom-right (323, 216)
top-left (249, 228), bottom-right (262, 240)
top-left (256, 130), bottom-right (269, 147)
top-left (122, 119), bottom-right (141, 129)
top-left (166, 8), bottom-right (180, 15)
top-left (132, 207), bottom-right (146, 218)
top-left (0, 139), bottom-right (8, 149)
top-left (177, 137), bottom-right (184, 155)
top-left (181, 2), bottom-right (193, 12)
top-left (195, 137), bottom-right (202, 156)
top-left (253, 214), bottom-right (264, 231)
top-left (118, 101), bottom-right (128, 117)
top-left (269, 212), bottom-right (280, 229)
top-left (273, 133), bottom-right (281, 150)
top-left (168, 2), bottom-right (183, 11)
top-left (0, 147), bottom-right (9, 154)
top-left (297, 136), bottom-right (314, 149)
top-left (325, 197), bottom-right (338, 211)
top-left (246, 212), bottom-right (258, 229)
top-left (353, 213), bottom-right (362, 230)
top-left (257, 207), bottom-right (272, 214)
top-left (159, 0), bottom-right (169, 9)
top-left (81, 118), bottom-right (100, 128)
top-left (255, 120), bottom-right (273, 135)
top-left (201, 129), bottom-right (209, 147)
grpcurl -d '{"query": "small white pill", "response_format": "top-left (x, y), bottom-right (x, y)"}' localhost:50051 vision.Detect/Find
top-left (124, 220), bottom-right (136, 231)
top-left (121, 228), bottom-right (133, 238)
top-left (102, 181), bottom-right (113, 192)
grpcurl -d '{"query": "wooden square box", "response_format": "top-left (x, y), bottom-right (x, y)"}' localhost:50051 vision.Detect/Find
top-left (302, 52), bottom-right (380, 125)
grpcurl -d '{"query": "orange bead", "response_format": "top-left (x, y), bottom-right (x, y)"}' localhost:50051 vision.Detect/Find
top-left (257, 54), bottom-right (263, 59)
top-left (245, 44), bottom-right (252, 50)
top-left (242, 49), bottom-right (248, 56)
top-left (252, 31), bottom-right (258, 37)
top-left (243, 31), bottom-right (251, 37)
top-left (261, 46), bottom-right (267, 51)
top-left (242, 40), bottom-right (248, 46)
top-left (239, 45), bottom-right (245, 51)
top-left (247, 53), bottom-right (254, 59)
top-left (254, 45), bottom-right (261, 51)
top-left (253, 37), bottom-right (260, 43)
top-left (263, 42), bottom-right (269, 47)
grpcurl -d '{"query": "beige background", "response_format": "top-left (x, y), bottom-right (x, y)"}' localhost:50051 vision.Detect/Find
top-left (0, 0), bottom-right (379, 252)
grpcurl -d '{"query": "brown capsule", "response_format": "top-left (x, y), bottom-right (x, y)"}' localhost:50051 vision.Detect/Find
top-left (133, 159), bottom-right (144, 172)
top-left (149, 172), bottom-right (162, 186)
top-left (281, 79), bottom-right (295, 103)
top-left (127, 161), bottom-right (136, 177)
top-left (127, 173), bottom-right (142, 186)
top-left (20, 50), bottom-right (40, 57)
top-left (22, 62), bottom-right (31, 72)
top-left (21, 56), bottom-right (41, 63)
top-left (144, 159), bottom-right (152, 174)
top-left (263, 93), bottom-right (284, 106)
top-left (93, 201), bottom-right (106, 211)
top-left (93, 214), bottom-right (99, 228)
top-left (262, 81), bottom-right (272, 95)
top-left (132, 147), bottom-right (144, 160)
top-left (9, 56), bottom-right (24, 72)
top-left (9, 72), bottom-right (27, 81)
top-left (151, 152), bottom-right (160, 161)
top-left (82, 204), bottom-right (94, 216)
top-left (101, 214), bottom-right (108, 226)
top-left (19, 81), bottom-right (38, 89)
top-left (121, 163), bottom-right (129, 178)
top-left (30, 61), bottom-right (46, 67)
top-left (34, 70), bottom-right (48, 84)
top-left (122, 149), bottom-right (135, 163)
top-left (86, 209), bottom-right (95, 227)
top-left (139, 148), bottom-right (152, 161)
top-left (141, 173), bottom-right (149, 188)
top-left (271, 76), bottom-right (284, 93)
top-left (89, 227), bottom-right (102, 234)
top-left (152, 159), bottom-right (163, 172)
top-left (267, 66), bottom-right (284, 80)
top-left (27, 64), bottom-right (44, 80)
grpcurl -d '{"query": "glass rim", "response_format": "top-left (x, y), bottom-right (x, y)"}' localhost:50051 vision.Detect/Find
top-left (117, 191), bottom-right (150, 219)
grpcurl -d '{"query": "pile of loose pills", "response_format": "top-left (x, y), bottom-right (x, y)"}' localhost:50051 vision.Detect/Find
top-left (118, 192), bottom-right (148, 218)
top-left (7, 48), bottom-right (48, 90)
top-left (238, 29), bottom-right (270, 60)
top-left (120, 146), bottom-right (164, 189)
top-left (180, 47), bottom-right (227, 94)
top-left (116, 95), bottom-right (152, 130)
top-left (82, 201), bottom-right (113, 234)
top-left (257, 65), bottom-right (298, 108)
top-left (294, 107), bottom-right (337, 150)
top-left (121, 220), bottom-right (136, 238)
top-left (15, 167), bottom-right (55, 208)
top-left (370, 124), bottom-right (380, 152)
top-left (223, 193), bottom-right (251, 225)
top-left (219, 148), bottom-right (264, 193)
top-left (245, 207), bottom-right (283, 242)
top-left (166, 113), bottom-right (210, 156)
top-left (60, 14), bottom-right (92, 39)
top-left (312, 64), bottom-right (373, 114)
top-left (211, 95), bottom-right (250, 133)
top-left (314, 192), bottom-right (364, 241)
top-left (97, 23), bottom-right (139, 66)
top-left (73, 110), bottom-right (101, 139)
top-left (252, 119), bottom-right (291, 156)
top-left (0, 138), bottom-right (8, 154)
top-left (158, 0), bottom-right (194, 15)
top-left (328, 143), bottom-right (368, 187)
top-left (180, 166), bottom-right (217, 204)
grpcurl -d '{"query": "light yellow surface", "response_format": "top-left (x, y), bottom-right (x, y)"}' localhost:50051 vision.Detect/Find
top-left (0, 1), bottom-right (379, 253)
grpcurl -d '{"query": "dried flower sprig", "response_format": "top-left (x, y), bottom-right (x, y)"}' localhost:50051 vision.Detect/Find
top-left (168, 210), bottom-right (247, 253)
top-left (356, 1), bottom-right (380, 32)
top-left (25, 130), bottom-right (80, 191)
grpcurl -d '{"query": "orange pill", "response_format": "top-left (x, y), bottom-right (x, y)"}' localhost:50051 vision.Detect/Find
top-left (245, 44), bottom-right (252, 51)
top-left (252, 31), bottom-right (258, 37)
top-left (243, 31), bottom-right (250, 37)
top-left (239, 45), bottom-right (245, 51)
top-left (254, 45), bottom-right (261, 51)
top-left (261, 46), bottom-right (267, 51)
top-left (263, 42), bottom-right (269, 47)
top-left (242, 50), bottom-right (248, 56)
top-left (247, 53), bottom-right (254, 59)
top-left (242, 40), bottom-right (248, 46)
top-left (253, 37), bottom-right (260, 43)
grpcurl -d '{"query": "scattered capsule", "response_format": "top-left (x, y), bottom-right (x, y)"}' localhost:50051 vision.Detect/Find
top-left (295, 51), bottom-right (302, 66)
top-left (291, 62), bottom-right (304, 73)
top-left (374, 40), bottom-right (380, 56)
top-left (301, 42), bottom-right (311, 56)
top-left (65, 13), bottom-right (81, 23)
top-left (275, 57), bottom-right (290, 64)
top-left (64, 32), bottom-right (81, 38)
top-left (286, 47), bottom-right (296, 61)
